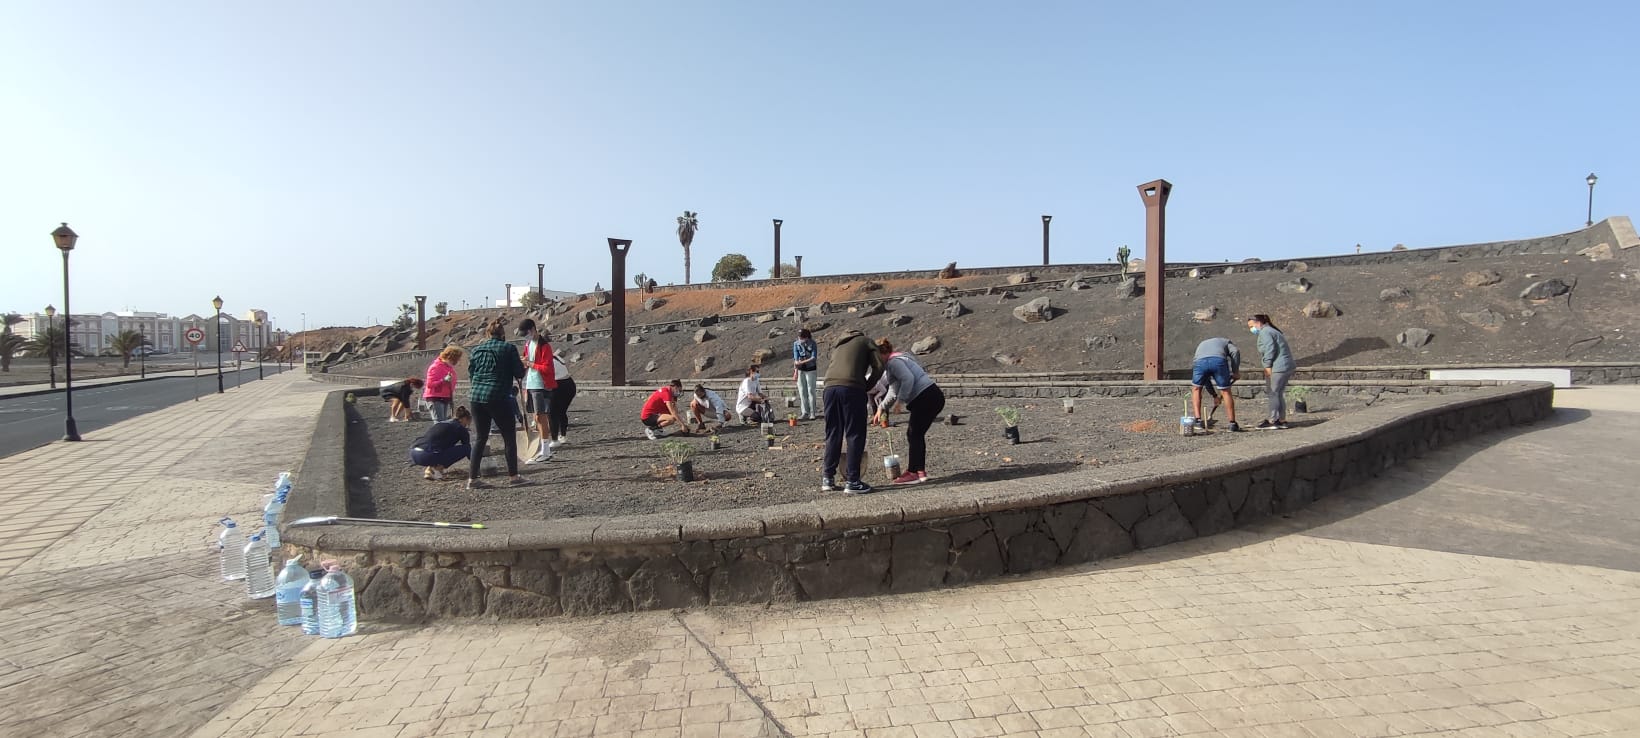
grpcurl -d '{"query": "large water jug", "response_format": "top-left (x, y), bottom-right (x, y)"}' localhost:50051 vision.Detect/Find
top-left (274, 558), bottom-right (307, 625)
top-left (243, 533), bottom-right (275, 599)
top-left (299, 569), bottom-right (325, 635)
top-left (217, 518), bottom-right (246, 581)
top-left (262, 491), bottom-right (287, 549)
top-left (317, 565), bottom-right (357, 639)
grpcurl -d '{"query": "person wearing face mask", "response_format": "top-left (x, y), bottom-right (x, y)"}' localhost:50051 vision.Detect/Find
top-left (517, 319), bottom-right (558, 463)
top-left (1246, 314), bottom-right (1295, 429)
top-left (735, 365), bottom-right (771, 424)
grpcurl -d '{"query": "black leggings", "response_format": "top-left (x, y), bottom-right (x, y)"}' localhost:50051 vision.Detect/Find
top-left (548, 378), bottom-right (576, 437)
top-left (470, 396), bottom-right (519, 479)
top-left (905, 385), bottom-right (945, 474)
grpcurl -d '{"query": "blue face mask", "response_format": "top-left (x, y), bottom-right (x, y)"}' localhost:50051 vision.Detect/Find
top-left (1249, 326), bottom-right (1261, 335)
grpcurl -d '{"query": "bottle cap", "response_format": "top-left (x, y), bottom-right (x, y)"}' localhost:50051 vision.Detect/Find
top-left (249, 532), bottom-right (263, 541)
top-left (309, 570), bottom-right (324, 579)
top-left (221, 517), bottom-right (237, 527)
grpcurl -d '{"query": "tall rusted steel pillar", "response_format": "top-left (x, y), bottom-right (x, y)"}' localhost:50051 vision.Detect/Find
top-left (608, 238), bottom-right (633, 386)
top-left (1137, 179), bottom-right (1171, 381)
top-left (794, 255), bottom-right (802, 276)
top-left (1041, 215), bottom-right (1052, 265)
top-left (537, 263), bottom-right (545, 299)
top-left (772, 219), bottom-right (784, 278)
top-left (504, 283), bottom-right (512, 308)
top-left (414, 295), bottom-right (427, 350)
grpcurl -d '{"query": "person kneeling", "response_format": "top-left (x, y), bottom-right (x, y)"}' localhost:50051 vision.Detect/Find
top-left (409, 405), bottom-right (473, 481)
top-left (640, 379), bottom-right (691, 440)
top-left (735, 365), bottom-right (771, 424)
top-left (689, 384), bottom-right (730, 433)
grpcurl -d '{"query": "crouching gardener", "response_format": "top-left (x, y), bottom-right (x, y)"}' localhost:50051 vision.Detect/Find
top-left (1191, 337), bottom-right (1244, 433)
top-left (409, 405), bottom-right (473, 481)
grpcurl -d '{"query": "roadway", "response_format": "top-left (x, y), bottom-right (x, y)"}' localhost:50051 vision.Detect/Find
top-left (0, 364), bottom-right (292, 458)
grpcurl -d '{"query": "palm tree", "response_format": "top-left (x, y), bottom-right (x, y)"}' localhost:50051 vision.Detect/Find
top-left (23, 327), bottom-right (77, 378)
top-left (106, 329), bottom-right (151, 368)
top-left (0, 332), bottom-right (23, 373)
top-left (676, 211), bottom-right (700, 285)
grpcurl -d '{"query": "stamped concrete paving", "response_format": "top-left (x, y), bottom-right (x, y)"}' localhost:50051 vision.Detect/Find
top-left (0, 375), bottom-right (1636, 737)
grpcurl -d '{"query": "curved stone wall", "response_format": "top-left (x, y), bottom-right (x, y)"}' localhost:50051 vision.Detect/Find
top-left (282, 382), bottom-right (1553, 620)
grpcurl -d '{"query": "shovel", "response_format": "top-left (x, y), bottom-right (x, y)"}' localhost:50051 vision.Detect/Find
top-left (287, 516), bottom-right (487, 530)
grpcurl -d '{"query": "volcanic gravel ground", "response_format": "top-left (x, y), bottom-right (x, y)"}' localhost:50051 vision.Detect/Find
top-left (356, 392), bottom-right (1380, 523)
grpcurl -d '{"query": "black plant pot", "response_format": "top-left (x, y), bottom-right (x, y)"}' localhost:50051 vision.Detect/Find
top-left (1004, 426), bottom-right (1021, 444)
top-left (1293, 400), bottom-right (1308, 414)
top-left (944, 414), bottom-right (960, 426)
top-left (675, 461), bottom-right (695, 482)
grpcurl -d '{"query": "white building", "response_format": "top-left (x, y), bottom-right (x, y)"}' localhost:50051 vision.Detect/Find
top-left (499, 284), bottom-right (578, 307)
top-left (13, 308), bottom-right (277, 357)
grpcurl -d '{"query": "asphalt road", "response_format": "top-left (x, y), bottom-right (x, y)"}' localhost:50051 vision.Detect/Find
top-left (0, 365), bottom-right (291, 459)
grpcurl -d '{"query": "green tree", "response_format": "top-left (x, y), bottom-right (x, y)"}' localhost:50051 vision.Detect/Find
top-left (392, 304), bottom-right (414, 331)
top-left (769, 262), bottom-right (800, 278)
top-left (434, 301), bottom-right (448, 316)
top-left (676, 211), bottom-right (700, 285)
top-left (105, 329), bottom-right (151, 368)
top-left (24, 326), bottom-right (77, 361)
top-left (712, 253), bottom-right (756, 282)
top-left (519, 290), bottom-right (547, 310)
top-left (0, 332), bottom-right (23, 372)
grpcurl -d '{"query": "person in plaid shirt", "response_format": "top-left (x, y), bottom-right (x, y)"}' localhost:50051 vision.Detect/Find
top-left (466, 318), bottom-right (527, 489)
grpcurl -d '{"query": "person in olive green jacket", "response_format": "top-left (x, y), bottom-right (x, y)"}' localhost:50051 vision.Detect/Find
top-left (821, 329), bottom-right (885, 494)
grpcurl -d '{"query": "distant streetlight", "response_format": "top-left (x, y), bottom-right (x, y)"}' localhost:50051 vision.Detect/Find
top-left (212, 295), bottom-right (225, 394)
top-left (51, 223), bottom-right (81, 441)
top-left (1586, 173), bottom-right (1598, 227)
top-left (254, 315), bottom-right (264, 380)
top-left (44, 304), bottom-right (58, 390)
top-left (138, 315), bottom-right (146, 379)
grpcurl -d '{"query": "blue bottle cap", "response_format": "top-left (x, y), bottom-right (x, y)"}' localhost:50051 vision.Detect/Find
top-left (221, 517), bottom-right (237, 528)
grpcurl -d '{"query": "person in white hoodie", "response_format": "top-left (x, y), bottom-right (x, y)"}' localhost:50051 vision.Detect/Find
top-left (872, 338), bottom-right (945, 485)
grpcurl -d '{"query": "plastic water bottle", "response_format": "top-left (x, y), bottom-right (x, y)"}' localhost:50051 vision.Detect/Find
top-left (299, 569), bottom-right (325, 635)
top-left (317, 565), bottom-right (357, 638)
top-left (262, 491), bottom-right (287, 549)
top-left (274, 558), bottom-right (307, 625)
top-left (274, 471), bottom-right (293, 494)
top-left (217, 518), bottom-right (246, 581)
top-left (243, 533), bottom-right (275, 599)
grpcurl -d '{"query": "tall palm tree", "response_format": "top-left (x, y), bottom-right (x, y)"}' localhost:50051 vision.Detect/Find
top-left (106, 329), bottom-right (151, 368)
top-left (23, 326), bottom-right (77, 373)
top-left (1, 313), bottom-right (22, 333)
top-left (676, 211), bottom-right (700, 285)
top-left (0, 332), bottom-right (23, 372)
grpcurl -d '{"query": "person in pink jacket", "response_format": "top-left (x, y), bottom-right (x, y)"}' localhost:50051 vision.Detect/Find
top-left (423, 346), bottom-right (464, 422)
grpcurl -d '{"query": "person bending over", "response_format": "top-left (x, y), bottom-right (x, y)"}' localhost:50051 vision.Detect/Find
top-left (409, 405), bottom-right (473, 481)
top-left (422, 347), bottom-right (463, 422)
top-left (820, 329), bottom-right (885, 494)
top-left (1190, 337), bottom-right (1243, 433)
top-left (640, 379), bottom-right (690, 440)
top-left (873, 338), bottom-right (946, 485)
top-left (380, 377), bottom-right (425, 422)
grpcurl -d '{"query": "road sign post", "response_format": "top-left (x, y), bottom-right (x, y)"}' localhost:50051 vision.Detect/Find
top-left (185, 327), bottom-right (205, 401)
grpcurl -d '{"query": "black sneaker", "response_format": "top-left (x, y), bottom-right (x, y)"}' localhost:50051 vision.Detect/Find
top-left (1228, 421), bottom-right (1244, 433)
top-left (1255, 420), bottom-right (1277, 430)
top-left (821, 478), bottom-right (838, 492)
top-left (1274, 421), bottom-right (1291, 430)
top-left (844, 481), bottom-right (874, 495)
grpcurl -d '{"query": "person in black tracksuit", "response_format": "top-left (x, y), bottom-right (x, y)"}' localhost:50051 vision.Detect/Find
top-left (409, 406), bottom-right (472, 481)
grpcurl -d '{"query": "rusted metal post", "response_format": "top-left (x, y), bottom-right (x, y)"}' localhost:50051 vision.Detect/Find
top-left (537, 263), bottom-right (545, 299)
top-left (773, 219), bottom-right (783, 278)
top-left (1137, 179), bottom-right (1171, 381)
top-left (504, 283), bottom-right (512, 308)
top-left (1041, 215), bottom-right (1052, 266)
top-left (414, 295), bottom-right (427, 350)
top-left (608, 238), bottom-right (633, 386)
top-left (794, 255), bottom-right (802, 276)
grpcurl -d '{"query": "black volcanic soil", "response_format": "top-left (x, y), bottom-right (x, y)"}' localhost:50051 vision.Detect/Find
top-left (354, 393), bottom-right (1384, 523)
top-left (345, 252), bottom-right (1638, 383)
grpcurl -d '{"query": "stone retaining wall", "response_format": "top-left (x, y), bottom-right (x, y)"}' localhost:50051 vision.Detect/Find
top-left (282, 382), bottom-right (1553, 620)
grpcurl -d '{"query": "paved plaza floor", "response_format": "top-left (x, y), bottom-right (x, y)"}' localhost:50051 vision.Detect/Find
top-left (0, 374), bottom-right (1636, 737)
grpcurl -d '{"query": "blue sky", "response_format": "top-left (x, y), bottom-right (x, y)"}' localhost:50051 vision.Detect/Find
top-left (2, 1), bottom-right (1634, 329)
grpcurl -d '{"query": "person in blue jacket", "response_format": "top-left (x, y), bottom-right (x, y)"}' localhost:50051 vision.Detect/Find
top-left (409, 406), bottom-right (473, 481)
top-left (792, 328), bottom-right (819, 421)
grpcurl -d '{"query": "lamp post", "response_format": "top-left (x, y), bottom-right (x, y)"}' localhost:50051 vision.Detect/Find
top-left (1041, 215), bottom-right (1052, 266)
top-left (254, 315), bottom-right (264, 380)
top-left (139, 319), bottom-right (146, 379)
top-left (300, 312), bottom-right (306, 372)
top-left (414, 295), bottom-right (427, 350)
top-left (51, 223), bottom-right (81, 441)
top-left (44, 304), bottom-right (57, 390)
top-left (608, 238), bottom-right (633, 386)
top-left (772, 219), bottom-right (783, 278)
top-left (537, 263), bottom-right (545, 301)
top-left (1586, 173), bottom-right (1598, 227)
top-left (212, 295), bottom-right (225, 393)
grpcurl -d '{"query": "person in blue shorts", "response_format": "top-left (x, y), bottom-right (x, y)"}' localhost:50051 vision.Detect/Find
top-left (1191, 337), bottom-right (1244, 432)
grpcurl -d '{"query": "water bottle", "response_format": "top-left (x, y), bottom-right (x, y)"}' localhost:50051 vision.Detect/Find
top-left (217, 518), bottom-right (246, 581)
top-left (274, 558), bottom-right (307, 625)
top-left (274, 471), bottom-right (293, 494)
top-left (243, 533), bottom-right (275, 599)
top-left (317, 565), bottom-right (357, 638)
top-left (262, 491), bottom-right (287, 549)
top-left (299, 569), bottom-right (325, 635)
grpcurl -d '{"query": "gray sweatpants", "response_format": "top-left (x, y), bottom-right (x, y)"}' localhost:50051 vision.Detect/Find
top-left (1267, 370), bottom-right (1293, 421)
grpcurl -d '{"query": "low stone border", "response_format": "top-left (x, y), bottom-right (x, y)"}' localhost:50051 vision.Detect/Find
top-left (281, 381), bottom-right (1553, 620)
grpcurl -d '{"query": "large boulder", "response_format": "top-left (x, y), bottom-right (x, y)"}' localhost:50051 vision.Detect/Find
top-left (1116, 278), bottom-right (1141, 299)
top-left (1006, 272), bottom-right (1036, 286)
top-left (858, 302), bottom-right (888, 317)
top-left (721, 295), bottom-right (736, 309)
top-left (938, 262), bottom-right (960, 279)
top-left (1398, 328), bottom-right (1433, 349)
top-left (1462, 270), bottom-right (1503, 287)
top-left (1520, 279), bottom-right (1571, 300)
top-left (992, 351), bottom-right (1023, 366)
top-left (1459, 309), bottom-right (1505, 329)
top-left (1012, 297), bottom-right (1055, 323)
top-left (911, 336), bottom-right (940, 355)
top-left (1276, 277), bottom-right (1314, 294)
top-left (1300, 299), bottom-right (1340, 318)
top-left (593, 291), bottom-right (610, 307)
top-left (1191, 306), bottom-right (1218, 322)
top-left (693, 355), bottom-right (714, 373)
top-left (1379, 287), bottom-right (1413, 302)
top-left (885, 314), bottom-right (912, 327)
top-left (642, 297), bottom-right (667, 311)
top-left (1085, 335), bottom-right (1118, 351)
top-left (1578, 243), bottom-right (1615, 261)
top-left (1284, 261), bottom-right (1310, 273)
top-left (751, 348), bottom-right (776, 365)
top-left (811, 301), bottom-right (832, 316)
top-left (855, 281), bottom-right (883, 293)
top-left (942, 301), bottom-right (969, 319)
top-left (693, 329), bottom-right (713, 344)
top-left (754, 313), bottom-right (778, 324)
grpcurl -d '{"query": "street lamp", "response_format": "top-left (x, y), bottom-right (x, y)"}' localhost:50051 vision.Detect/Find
top-left (44, 304), bottom-right (58, 390)
top-left (254, 315), bottom-right (264, 380)
top-left (1042, 215), bottom-right (1052, 266)
top-left (1586, 173), bottom-right (1598, 227)
top-left (138, 317), bottom-right (146, 380)
top-left (51, 223), bottom-right (81, 441)
top-left (212, 295), bottom-right (225, 393)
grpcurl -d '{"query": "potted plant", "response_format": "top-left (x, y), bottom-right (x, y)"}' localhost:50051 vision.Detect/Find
top-left (660, 439), bottom-right (698, 482)
top-left (996, 406), bottom-right (1022, 444)
top-left (709, 434), bottom-right (720, 451)
top-left (1286, 385), bottom-right (1313, 414)
top-left (787, 411), bottom-right (799, 427)
top-left (764, 433), bottom-right (776, 449)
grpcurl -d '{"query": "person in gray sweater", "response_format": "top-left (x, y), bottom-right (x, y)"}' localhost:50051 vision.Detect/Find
top-left (1247, 314), bottom-right (1296, 429)
top-left (873, 338), bottom-right (945, 484)
top-left (1190, 337), bottom-right (1243, 432)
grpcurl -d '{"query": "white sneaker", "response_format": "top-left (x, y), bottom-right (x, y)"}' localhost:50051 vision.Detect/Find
top-left (526, 448), bottom-right (553, 464)
top-left (547, 439), bottom-right (562, 450)
top-left (431, 468), bottom-right (445, 481)
top-left (644, 427), bottom-right (661, 441)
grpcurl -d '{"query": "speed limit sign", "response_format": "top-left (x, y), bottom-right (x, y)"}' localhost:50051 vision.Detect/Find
top-left (184, 327), bottom-right (206, 345)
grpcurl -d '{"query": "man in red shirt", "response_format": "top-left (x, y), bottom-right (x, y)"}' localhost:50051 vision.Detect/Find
top-left (640, 379), bottom-right (690, 440)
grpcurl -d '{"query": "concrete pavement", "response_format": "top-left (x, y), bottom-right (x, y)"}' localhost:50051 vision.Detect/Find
top-left (0, 374), bottom-right (1636, 737)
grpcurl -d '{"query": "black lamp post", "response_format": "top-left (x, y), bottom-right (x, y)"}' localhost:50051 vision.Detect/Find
top-left (44, 304), bottom-right (57, 390)
top-left (773, 219), bottom-right (783, 278)
top-left (1042, 215), bottom-right (1052, 266)
top-left (139, 320), bottom-right (146, 379)
top-left (213, 295), bottom-right (225, 393)
top-left (1586, 173), bottom-right (1598, 227)
top-left (254, 315), bottom-right (264, 380)
top-left (51, 223), bottom-right (81, 441)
